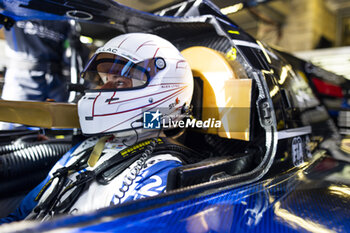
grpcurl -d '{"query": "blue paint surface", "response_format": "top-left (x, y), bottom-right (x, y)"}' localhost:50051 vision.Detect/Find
top-left (11, 155), bottom-right (350, 233)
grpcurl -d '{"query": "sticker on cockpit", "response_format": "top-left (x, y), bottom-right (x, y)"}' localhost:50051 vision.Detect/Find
top-left (305, 135), bottom-right (312, 158)
top-left (292, 136), bottom-right (304, 167)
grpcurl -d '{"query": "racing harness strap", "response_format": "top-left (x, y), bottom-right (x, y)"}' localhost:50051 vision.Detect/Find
top-left (30, 137), bottom-right (202, 219)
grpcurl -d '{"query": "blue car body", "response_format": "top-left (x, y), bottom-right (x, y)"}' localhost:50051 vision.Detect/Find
top-left (3, 152), bottom-right (349, 233)
top-left (0, 0), bottom-right (349, 232)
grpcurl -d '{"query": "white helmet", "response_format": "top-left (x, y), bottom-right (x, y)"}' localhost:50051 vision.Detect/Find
top-left (78, 33), bottom-right (193, 135)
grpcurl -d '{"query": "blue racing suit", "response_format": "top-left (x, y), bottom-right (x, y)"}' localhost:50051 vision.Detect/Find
top-left (0, 136), bottom-right (182, 224)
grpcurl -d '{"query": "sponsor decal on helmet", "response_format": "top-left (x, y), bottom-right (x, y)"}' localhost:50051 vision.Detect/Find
top-left (96, 47), bottom-right (140, 62)
top-left (96, 47), bottom-right (119, 54)
top-left (168, 97), bottom-right (180, 110)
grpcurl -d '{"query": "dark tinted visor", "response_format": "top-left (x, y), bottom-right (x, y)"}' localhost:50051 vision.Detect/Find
top-left (81, 53), bottom-right (160, 91)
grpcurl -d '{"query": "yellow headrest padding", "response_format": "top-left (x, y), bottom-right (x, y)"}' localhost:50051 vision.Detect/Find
top-left (182, 46), bottom-right (252, 141)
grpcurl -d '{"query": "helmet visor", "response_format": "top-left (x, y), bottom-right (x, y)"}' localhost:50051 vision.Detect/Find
top-left (81, 53), bottom-right (159, 91)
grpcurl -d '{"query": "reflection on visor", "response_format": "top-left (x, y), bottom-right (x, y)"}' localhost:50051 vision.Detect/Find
top-left (81, 53), bottom-right (159, 91)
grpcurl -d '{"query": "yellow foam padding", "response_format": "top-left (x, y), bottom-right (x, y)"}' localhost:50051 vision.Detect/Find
top-left (0, 100), bottom-right (80, 128)
top-left (0, 28), bottom-right (5, 40)
top-left (182, 46), bottom-right (252, 141)
top-left (88, 135), bottom-right (111, 167)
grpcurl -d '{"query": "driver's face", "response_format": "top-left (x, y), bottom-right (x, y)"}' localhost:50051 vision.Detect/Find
top-left (100, 74), bottom-right (132, 89)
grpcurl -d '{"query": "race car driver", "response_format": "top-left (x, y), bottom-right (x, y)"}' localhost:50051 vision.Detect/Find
top-left (0, 33), bottom-right (194, 223)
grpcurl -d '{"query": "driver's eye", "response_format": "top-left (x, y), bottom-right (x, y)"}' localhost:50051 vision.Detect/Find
top-left (116, 81), bottom-right (125, 86)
